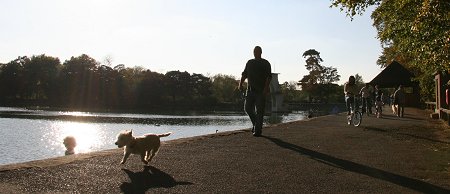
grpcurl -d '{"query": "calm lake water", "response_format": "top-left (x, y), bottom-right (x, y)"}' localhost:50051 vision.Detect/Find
top-left (0, 107), bottom-right (308, 165)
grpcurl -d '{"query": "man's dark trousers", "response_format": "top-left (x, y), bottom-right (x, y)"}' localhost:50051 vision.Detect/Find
top-left (244, 90), bottom-right (266, 135)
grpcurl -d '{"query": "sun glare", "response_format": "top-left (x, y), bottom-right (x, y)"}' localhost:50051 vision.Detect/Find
top-left (60, 111), bottom-right (94, 117)
top-left (51, 122), bottom-right (104, 154)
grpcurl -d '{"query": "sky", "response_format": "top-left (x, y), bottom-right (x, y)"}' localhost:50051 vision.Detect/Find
top-left (0, 0), bottom-right (383, 85)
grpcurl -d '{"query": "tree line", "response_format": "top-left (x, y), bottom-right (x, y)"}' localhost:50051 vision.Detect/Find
top-left (331, 0), bottom-right (449, 101)
top-left (0, 54), bottom-right (244, 111)
top-left (0, 52), bottom-right (350, 112)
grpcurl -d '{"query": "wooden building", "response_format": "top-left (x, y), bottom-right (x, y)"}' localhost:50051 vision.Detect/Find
top-left (369, 61), bottom-right (420, 107)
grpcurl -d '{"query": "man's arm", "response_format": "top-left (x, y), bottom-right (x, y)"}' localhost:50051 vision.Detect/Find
top-left (263, 77), bottom-right (271, 95)
top-left (239, 62), bottom-right (248, 91)
top-left (239, 76), bottom-right (246, 91)
top-left (263, 61), bottom-right (272, 95)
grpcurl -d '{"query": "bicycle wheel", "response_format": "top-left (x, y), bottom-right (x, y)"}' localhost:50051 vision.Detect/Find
top-left (352, 111), bottom-right (362, 127)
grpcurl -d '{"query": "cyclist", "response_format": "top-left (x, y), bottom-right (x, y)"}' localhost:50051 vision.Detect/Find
top-left (344, 76), bottom-right (358, 115)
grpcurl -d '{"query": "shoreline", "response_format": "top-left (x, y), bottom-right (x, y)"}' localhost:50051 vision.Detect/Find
top-left (0, 115), bottom-right (320, 172)
top-left (0, 109), bottom-right (310, 167)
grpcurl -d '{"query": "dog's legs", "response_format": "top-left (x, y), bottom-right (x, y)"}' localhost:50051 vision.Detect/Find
top-left (147, 151), bottom-right (155, 163)
top-left (147, 144), bottom-right (161, 163)
top-left (145, 151), bottom-right (150, 161)
top-left (140, 153), bottom-right (149, 165)
top-left (121, 152), bottom-right (131, 164)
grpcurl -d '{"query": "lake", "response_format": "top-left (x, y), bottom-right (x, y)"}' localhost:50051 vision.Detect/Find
top-left (0, 107), bottom-right (308, 165)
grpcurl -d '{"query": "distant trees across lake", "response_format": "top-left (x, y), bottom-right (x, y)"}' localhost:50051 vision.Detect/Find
top-left (0, 54), bottom-right (244, 111)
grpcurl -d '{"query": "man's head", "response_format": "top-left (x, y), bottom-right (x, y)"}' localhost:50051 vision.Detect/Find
top-left (253, 46), bottom-right (262, 59)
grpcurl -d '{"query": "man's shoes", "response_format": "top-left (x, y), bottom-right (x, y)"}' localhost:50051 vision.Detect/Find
top-left (253, 129), bottom-right (262, 137)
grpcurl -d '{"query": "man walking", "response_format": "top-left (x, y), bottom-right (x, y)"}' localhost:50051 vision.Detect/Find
top-left (394, 85), bottom-right (406, 117)
top-left (359, 83), bottom-right (373, 115)
top-left (239, 46), bottom-right (272, 137)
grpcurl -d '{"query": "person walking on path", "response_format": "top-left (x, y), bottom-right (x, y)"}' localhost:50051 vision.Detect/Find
top-left (374, 85), bottom-right (384, 118)
top-left (238, 46), bottom-right (272, 137)
top-left (359, 83), bottom-right (373, 115)
top-left (394, 85), bottom-right (406, 117)
top-left (390, 93), bottom-right (397, 115)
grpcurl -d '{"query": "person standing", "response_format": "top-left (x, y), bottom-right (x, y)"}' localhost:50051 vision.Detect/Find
top-left (394, 85), bottom-right (406, 117)
top-left (239, 46), bottom-right (272, 137)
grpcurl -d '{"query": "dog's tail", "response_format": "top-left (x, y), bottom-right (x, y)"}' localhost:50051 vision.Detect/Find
top-left (157, 132), bottom-right (172, 137)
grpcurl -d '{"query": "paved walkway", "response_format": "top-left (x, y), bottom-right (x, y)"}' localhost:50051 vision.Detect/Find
top-left (0, 108), bottom-right (449, 193)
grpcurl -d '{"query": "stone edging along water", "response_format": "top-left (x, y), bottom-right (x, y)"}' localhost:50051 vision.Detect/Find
top-left (0, 114), bottom-right (330, 172)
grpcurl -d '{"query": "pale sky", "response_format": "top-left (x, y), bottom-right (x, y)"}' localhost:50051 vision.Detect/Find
top-left (0, 0), bottom-right (383, 85)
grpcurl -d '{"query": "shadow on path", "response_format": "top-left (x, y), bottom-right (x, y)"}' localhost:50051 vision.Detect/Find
top-left (263, 136), bottom-right (450, 194)
top-left (365, 126), bottom-right (450, 144)
top-left (371, 113), bottom-right (425, 121)
top-left (120, 166), bottom-right (193, 194)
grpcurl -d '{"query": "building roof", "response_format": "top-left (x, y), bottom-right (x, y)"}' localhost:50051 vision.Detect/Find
top-left (369, 61), bottom-right (416, 88)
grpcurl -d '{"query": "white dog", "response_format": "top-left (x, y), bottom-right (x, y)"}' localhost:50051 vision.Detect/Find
top-left (115, 130), bottom-right (171, 165)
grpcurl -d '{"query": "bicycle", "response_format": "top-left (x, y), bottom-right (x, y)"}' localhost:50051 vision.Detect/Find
top-left (347, 96), bottom-right (362, 127)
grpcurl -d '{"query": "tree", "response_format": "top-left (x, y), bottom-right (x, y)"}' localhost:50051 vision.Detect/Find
top-left (115, 65), bottom-right (145, 108)
top-left (165, 70), bottom-right (192, 102)
top-left (323, 66), bottom-right (341, 84)
top-left (60, 54), bottom-right (100, 108)
top-left (280, 81), bottom-right (302, 102)
top-left (211, 74), bottom-right (241, 103)
top-left (300, 49), bottom-right (340, 84)
top-left (301, 49), bottom-right (324, 84)
top-left (22, 54), bottom-right (62, 103)
top-left (0, 57), bottom-right (27, 102)
top-left (96, 64), bottom-right (120, 108)
top-left (299, 49), bottom-right (341, 102)
top-left (191, 73), bottom-right (213, 98)
top-left (354, 73), bottom-right (364, 85)
top-left (303, 49), bottom-right (323, 68)
top-left (330, 0), bottom-right (450, 100)
top-left (376, 45), bottom-right (413, 68)
top-left (137, 70), bottom-right (167, 108)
